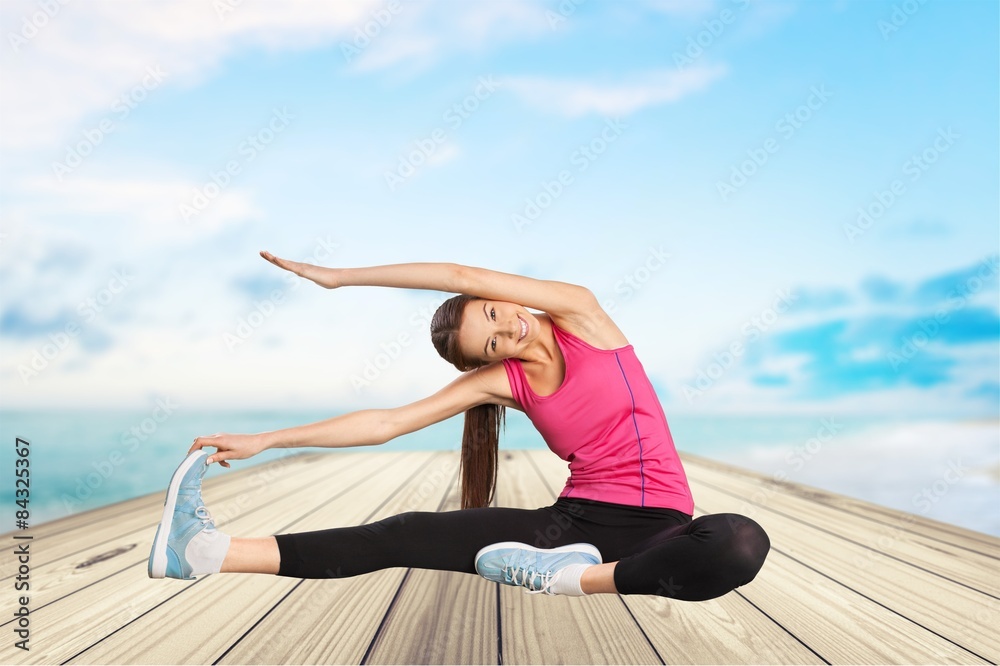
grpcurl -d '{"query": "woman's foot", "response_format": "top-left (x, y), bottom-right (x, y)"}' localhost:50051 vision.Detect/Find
top-left (148, 450), bottom-right (231, 580)
top-left (474, 542), bottom-right (602, 596)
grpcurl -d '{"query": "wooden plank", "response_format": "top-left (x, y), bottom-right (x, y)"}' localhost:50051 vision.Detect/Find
top-left (732, 541), bottom-right (990, 664)
top-left (0, 451), bottom-right (323, 558)
top-left (214, 451), bottom-right (467, 665)
top-left (0, 451), bottom-right (338, 582)
top-left (0, 449), bottom-right (378, 613)
top-left (496, 450), bottom-right (662, 665)
top-left (1, 451), bottom-right (410, 666)
top-left (683, 458), bottom-right (1000, 597)
top-left (681, 451), bottom-right (999, 556)
top-left (5, 445), bottom-right (991, 666)
top-left (691, 481), bottom-right (1000, 659)
top-left (364, 456), bottom-right (498, 665)
top-left (526, 449), bottom-right (824, 665)
top-left (63, 451), bottom-right (430, 666)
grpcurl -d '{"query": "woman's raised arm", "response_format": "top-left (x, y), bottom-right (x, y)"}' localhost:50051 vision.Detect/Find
top-left (260, 251), bottom-right (600, 319)
top-left (260, 251), bottom-right (460, 291)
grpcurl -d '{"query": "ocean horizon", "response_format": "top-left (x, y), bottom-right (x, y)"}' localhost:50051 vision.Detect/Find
top-left (1, 409), bottom-right (997, 538)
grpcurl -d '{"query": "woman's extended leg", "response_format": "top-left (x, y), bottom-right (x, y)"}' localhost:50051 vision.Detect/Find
top-left (270, 504), bottom-right (588, 579)
top-left (212, 506), bottom-right (770, 602)
top-left (221, 537), bottom-right (280, 574)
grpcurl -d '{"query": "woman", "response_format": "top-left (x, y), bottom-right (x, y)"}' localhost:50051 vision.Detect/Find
top-left (148, 254), bottom-right (770, 600)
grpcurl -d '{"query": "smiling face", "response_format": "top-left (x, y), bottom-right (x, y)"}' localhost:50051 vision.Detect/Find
top-left (458, 298), bottom-right (535, 364)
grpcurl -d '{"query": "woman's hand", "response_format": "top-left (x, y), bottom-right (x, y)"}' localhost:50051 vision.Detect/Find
top-left (260, 250), bottom-right (342, 289)
top-left (188, 432), bottom-right (268, 468)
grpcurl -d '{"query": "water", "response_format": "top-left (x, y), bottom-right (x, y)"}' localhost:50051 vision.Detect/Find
top-left (1, 409), bottom-right (996, 536)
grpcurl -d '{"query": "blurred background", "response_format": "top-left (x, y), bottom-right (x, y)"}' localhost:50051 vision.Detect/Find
top-left (1, 0), bottom-right (997, 535)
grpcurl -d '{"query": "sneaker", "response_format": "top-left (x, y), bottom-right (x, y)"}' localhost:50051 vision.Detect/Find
top-left (148, 450), bottom-right (230, 580)
top-left (474, 541), bottom-right (602, 595)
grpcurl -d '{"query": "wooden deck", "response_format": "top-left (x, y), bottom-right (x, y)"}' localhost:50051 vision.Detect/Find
top-left (1, 449), bottom-right (997, 665)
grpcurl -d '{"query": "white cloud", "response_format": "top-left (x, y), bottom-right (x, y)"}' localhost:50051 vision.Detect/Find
top-left (847, 344), bottom-right (884, 362)
top-left (426, 141), bottom-right (460, 167)
top-left (345, 0), bottom-right (551, 74)
top-left (753, 352), bottom-right (810, 376)
top-left (1, 0), bottom-right (556, 155)
top-left (504, 65), bottom-right (728, 118)
top-left (11, 175), bottom-right (262, 247)
top-left (0, 0), bottom-right (380, 154)
top-left (642, 0), bottom-right (723, 18)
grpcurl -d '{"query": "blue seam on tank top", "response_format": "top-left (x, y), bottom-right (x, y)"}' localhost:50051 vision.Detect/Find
top-left (615, 352), bottom-right (645, 507)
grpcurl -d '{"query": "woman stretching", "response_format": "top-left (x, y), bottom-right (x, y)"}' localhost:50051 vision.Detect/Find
top-left (148, 255), bottom-right (770, 600)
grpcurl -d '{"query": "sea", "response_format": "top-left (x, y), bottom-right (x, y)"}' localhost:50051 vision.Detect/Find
top-left (1, 410), bottom-right (997, 537)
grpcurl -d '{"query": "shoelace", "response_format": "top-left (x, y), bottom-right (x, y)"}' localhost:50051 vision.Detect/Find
top-left (193, 504), bottom-right (217, 534)
top-left (504, 565), bottom-right (555, 595)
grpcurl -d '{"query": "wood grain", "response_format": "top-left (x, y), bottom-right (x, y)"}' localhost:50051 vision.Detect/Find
top-left (527, 449), bottom-right (826, 665)
top-left (0, 449), bottom-right (994, 666)
top-left (496, 450), bottom-right (662, 665)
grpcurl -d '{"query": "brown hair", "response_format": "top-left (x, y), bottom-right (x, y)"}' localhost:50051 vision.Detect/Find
top-left (430, 294), bottom-right (506, 509)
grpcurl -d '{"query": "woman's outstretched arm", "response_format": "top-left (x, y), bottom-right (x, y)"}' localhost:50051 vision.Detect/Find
top-left (260, 251), bottom-right (599, 318)
top-left (188, 363), bottom-right (506, 467)
top-left (260, 251), bottom-right (461, 291)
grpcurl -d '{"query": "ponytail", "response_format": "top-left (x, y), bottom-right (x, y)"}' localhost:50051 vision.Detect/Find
top-left (430, 293), bottom-right (507, 509)
top-left (460, 403), bottom-right (506, 509)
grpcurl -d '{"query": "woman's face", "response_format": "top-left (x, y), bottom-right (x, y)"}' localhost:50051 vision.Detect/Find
top-left (458, 298), bottom-right (535, 364)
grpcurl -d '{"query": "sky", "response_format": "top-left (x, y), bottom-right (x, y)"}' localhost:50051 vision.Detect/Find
top-left (1, 0), bottom-right (997, 418)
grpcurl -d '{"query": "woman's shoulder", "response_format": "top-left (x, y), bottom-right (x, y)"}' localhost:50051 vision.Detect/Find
top-left (544, 309), bottom-right (630, 351)
top-left (474, 361), bottom-right (523, 411)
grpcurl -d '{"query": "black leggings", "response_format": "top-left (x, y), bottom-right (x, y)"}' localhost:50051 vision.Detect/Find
top-left (274, 498), bottom-right (770, 602)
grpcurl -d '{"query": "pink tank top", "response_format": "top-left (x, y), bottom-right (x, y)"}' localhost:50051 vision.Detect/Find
top-left (501, 323), bottom-right (694, 513)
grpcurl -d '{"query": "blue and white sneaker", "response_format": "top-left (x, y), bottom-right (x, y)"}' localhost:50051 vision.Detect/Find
top-left (148, 450), bottom-right (231, 580)
top-left (475, 542), bottom-right (602, 595)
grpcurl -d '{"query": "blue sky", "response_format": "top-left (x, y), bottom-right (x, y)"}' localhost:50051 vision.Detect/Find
top-left (1, 0), bottom-right (997, 417)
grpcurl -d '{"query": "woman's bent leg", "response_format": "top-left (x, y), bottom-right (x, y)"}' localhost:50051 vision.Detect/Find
top-left (613, 513), bottom-right (770, 601)
top-left (272, 505), bottom-right (576, 579)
